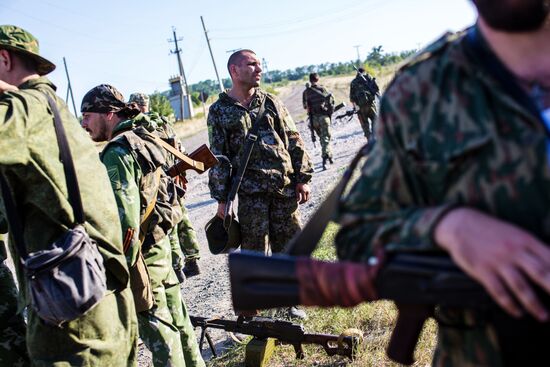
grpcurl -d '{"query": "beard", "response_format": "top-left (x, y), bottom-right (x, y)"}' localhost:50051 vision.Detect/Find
top-left (473, 0), bottom-right (549, 32)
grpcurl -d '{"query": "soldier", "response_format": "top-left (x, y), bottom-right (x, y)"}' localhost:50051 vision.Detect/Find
top-left (302, 73), bottom-right (335, 170)
top-left (208, 49), bottom-right (313, 318)
top-left (0, 25), bottom-right (137, 365)
top-left (129, 92), bottom-right (202, 278)
top-left (336, 1), bottom-right (550, 365)
top-left (81, 85), bottom-right (204, 367)
top-left (349, 67), bottom-right (378, 141)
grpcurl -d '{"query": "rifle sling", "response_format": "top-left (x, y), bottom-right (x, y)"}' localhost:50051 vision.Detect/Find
top-left (146, 133), bottom-right (205, 173)
top-left (139, 168), bottom-right (162, 244)
top-left (0, 94), bottom-right (85, 261)
top-left (307, 85), bottom-right (332, 99)
top-left (223, 96), bottom-right (268, 227)
top-left (284, 141), bottom-right (374, 256)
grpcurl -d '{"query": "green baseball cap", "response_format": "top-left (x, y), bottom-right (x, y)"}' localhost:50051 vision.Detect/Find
top-left (0, 25), bottom-right (56, 75)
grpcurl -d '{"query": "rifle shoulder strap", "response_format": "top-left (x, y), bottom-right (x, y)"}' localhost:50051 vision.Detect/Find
top-left (308, 86), bottom-right (331, 99)
top-left (138, 167), bottom-right (162, 244)
top-left (284, 141), bottom-right (375, 256)
top-left (145, 133), bottom-right (206, 173)
top-left (223, 96), bottom-right (268, 225)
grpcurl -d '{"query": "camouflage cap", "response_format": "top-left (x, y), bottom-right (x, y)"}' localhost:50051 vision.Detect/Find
top-left (128, 92), bottom-right (149, 107)
top-left (0, 25), bottom-right (56, 75)
top-left (81, 84), bottom-right (128, 113)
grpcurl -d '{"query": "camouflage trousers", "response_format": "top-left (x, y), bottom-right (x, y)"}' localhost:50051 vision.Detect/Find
top-left (311, 114), bottom-right (332, 159)
top-left (0, 248), bottom-right (29, 367)
top-left (140, 236), bottom-right (205, 367)
top-left (27, 287), bottom-right (138, 366)
top-left (171, 204), bottom-right (201, 271)
top-left (357, 103), bottom-right (376, 141)
top-left (238, 193), bottom-right (302, 254)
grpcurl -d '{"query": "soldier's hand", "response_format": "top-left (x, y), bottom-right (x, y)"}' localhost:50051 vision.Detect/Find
top-left (295, 183), bottom-right (311, 204)
top-left (435, 207), bottom-right (550, 321)
top-left (217, 202), bottom-right (226, 219)
top-left (0, 80), bottom-right (18, 93)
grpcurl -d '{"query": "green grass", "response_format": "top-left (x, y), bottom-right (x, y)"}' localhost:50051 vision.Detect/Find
top-left (209, 223), bottom-right (437, 366)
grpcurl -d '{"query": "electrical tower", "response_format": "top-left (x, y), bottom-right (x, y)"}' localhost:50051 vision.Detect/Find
top-left (262, 58), bottom-right (270, 83)
top-left (169, 27), bottom-right (193, 120)
top-left (353, 45), bottom-right (362, 63)
top-left (201, 16), bottom-right (225, 93)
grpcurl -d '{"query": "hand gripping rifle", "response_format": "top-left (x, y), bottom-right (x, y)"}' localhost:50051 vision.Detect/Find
top-left (190, 315), bottom-right (361, 360)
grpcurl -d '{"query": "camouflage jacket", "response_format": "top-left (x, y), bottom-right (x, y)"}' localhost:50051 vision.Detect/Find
top-left (349, 73), bottom-right (375, 106)
top-left (0, 78), bottom-right (129, 294)
top-left (303, 84), bottom-right (335, 116)
top-left (101, 116), bottom-right (183, 265)
top-left (207, 89), bottom-right (313, 202)
top-left (336, 27), bottom-right (550, 366)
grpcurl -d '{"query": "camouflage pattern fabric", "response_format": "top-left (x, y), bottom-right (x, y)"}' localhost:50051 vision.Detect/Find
top-left (0, 234), bottom-right (29, 367)
top-left (310, 114), bottom-right (332, 160)
top-left (100, 118), bottom-right (203, 367)
top-left (0, 77), bottom-right (137, 365)
top-left (238, 193), bottom-right (301, 254)
top-left (335, 27), bottom-right (550, 366)
top-left (81, 84), bottom-right (139, 114)
top-left (129, 92), bottom-right (149, 107)
top-left (173, 204), bottom-right (201, 270)
top-left (0, 24), bottom-right (55, 75)
top-left (207, 88), bottom-right (313, 202)
top-left (350, 73), bottom-right (377, 139)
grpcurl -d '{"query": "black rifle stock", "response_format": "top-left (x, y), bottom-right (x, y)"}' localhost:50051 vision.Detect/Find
top-left (229, 252), bottom-right (550, 365)
top-left (335, 108), bottom-right (358, 122)
top-left (190, 315), bottom-right (359, 360)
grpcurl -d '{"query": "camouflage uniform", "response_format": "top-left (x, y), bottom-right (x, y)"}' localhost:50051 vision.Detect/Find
top-left (336, 27), bottom-right (550, 366)
top-left (0, 27), bottom-right (138, 364)
top-left (303, 84), bottom-right (335, 162)
top-left (0, 231), bottom-right (28, 366)
top-left (208, 89), bottom-right (313, 253)
top-left (81, 86), bottom-right (204, 367)
top-left (349, 72), bottom-right (377, 140)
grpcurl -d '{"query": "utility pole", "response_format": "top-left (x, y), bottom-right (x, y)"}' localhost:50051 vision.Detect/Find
top-left (169, 27), bottom-right (193, 120)
top-left (262, 58), bottom-right (270, 83)
top-left (63, 57), bottom-right (78, 118)
top-left (353, 45), bottom-right (361, 63)
top-left (201, 16), bottom-right (224, 93)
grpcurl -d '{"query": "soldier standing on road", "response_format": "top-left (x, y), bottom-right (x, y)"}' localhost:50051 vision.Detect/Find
top-left (81, 85), bottom-right (205, 367)
top-left (349, 67), bottom-right (378, 141)
top-left (336, 1), bottom-right (550, 365)
top-left (129, 92), bottom-right (202, 278)
top-left (208, 49), bottom-right (313, 318)
top-left (303, 73), bottom-right (335, 170)
top-left (0, 25), bottom-right (137, 366)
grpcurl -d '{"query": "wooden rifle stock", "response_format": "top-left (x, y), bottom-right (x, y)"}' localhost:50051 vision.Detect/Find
top-left (167, 144), bottom-right (218, 177)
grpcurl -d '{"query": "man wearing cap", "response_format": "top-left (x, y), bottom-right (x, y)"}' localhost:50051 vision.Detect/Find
top-left (129, 92), bottom-right (202, 278)
top-left (81, 85), bottom-right (204, 367)
top-left (349, 67), bottom-right (379, 141)
top-left (0, 25), bottom-right (137, 365)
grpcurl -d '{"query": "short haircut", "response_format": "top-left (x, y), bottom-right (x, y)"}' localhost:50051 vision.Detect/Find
top-left (227, 49), bottom-right (256, 76)
top-left (309, 73), bottom-right (319, 83)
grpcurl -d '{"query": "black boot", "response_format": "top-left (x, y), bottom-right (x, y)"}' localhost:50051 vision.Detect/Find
top-left (183, 259), bottom-right (201, 277)
top-left (328, 156), bottom-right (334, 164)
top-left (322, 157), bottom-right (327, 171)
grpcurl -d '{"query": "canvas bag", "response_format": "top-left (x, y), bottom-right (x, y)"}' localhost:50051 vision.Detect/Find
top-left (0, 94), bottom-right (107, 326)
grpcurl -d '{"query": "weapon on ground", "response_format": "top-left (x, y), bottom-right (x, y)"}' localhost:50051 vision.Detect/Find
top-left (335, 108), bottom-right (358, 122)
top-left (190, 315), bottom-right (361, 361)
top-left (167, 144), bottom-right (218, 177)
top-left (229, 251), bottom-right (550, 365)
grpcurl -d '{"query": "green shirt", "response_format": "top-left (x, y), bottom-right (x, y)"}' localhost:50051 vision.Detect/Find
top-left (0, 78), bottom-right (129, 290)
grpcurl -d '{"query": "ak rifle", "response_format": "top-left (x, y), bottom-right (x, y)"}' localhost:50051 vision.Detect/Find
top-left (190, 315), bottom-right (360, 360)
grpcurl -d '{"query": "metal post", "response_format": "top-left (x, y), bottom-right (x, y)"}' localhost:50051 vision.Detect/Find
top-left (63, 57), bottom-right (78, 118)
top-left (201, 16), bottom-right (224, 93)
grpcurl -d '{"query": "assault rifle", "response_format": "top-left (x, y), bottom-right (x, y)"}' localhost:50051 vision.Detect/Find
top-left (166, 144), bottom-right (218, 177)
top-left (229, 252), bottom-right (550, 365)
top-left (335, 108), bottom-right (358, 122)
top-left (190, 315), bottom-right (360, 360)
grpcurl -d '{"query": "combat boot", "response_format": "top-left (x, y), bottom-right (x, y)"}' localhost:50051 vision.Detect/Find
top-left (174, 267), bottom-right (186, 284)
top-left (183, 259), bottom-right (201, 277)
top-left (322, 157), bottom-right (327, 171)
top-left (328, 156), bottom-right (334, 164)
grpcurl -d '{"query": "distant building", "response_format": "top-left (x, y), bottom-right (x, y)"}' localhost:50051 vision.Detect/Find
top-left (168, 75), bottom-right (194, 120)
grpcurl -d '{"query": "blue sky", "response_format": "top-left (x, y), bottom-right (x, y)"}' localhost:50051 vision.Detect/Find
top-left (1, 0), bottom-right (476, 108)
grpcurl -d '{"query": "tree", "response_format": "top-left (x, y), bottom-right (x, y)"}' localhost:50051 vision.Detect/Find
top-left (149, 92), bottom-right (174, 118)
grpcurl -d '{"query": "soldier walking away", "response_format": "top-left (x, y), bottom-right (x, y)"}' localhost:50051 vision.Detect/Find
top-left (0, 25), bottom-right (137, 366)
top-left (208, 49), bottom-right (313, 319)
top-left (303, 73), bottom-right (335, 170)
top-left (129, 92), bottom-right (202, 279)
top-left (81, 85), bottom-right (205, 367)
top-left (349, 67), bottom-right (379, 141)
top-left (336, 1), bottom-right (550, 365)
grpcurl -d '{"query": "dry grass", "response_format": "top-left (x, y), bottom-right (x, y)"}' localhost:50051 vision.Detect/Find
top-left (207, 223), bottom-right (438, 367)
